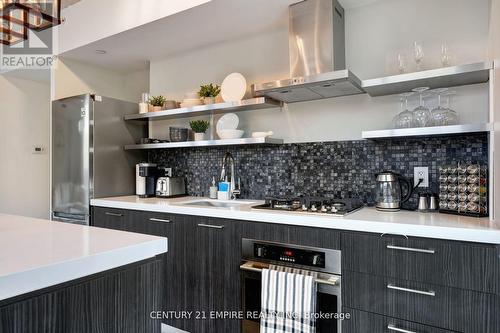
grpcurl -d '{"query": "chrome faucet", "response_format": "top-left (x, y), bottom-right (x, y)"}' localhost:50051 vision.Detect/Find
top-left (220, 152), bottom-right (240, 199)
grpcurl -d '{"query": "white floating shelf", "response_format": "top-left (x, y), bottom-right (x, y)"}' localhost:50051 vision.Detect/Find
top-left (124, 137), bottom-right (283, 150)
top-left (124, 97), bottom-right (281, 121)
top-left (362, 123), bottom-right (493, 140)
top-left (362, 61), bottom-right (492, 97)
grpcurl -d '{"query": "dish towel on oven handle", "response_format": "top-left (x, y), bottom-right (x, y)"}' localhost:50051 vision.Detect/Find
top-left (268, 264), bottom-right (319, 277)
top-left (260, 267), bottom-right (317, 333)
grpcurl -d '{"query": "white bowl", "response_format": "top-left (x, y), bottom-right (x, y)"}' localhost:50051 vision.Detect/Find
top-left (216, 113), bottom-right (239, 133)
top-left (218, 129), bottom-right (244, 139)
top-left (251, 131), bottom-right (274, 138)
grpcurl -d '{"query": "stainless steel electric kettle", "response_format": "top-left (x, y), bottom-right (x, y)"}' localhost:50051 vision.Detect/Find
top-left (374, 171), bottom-right (413, 211)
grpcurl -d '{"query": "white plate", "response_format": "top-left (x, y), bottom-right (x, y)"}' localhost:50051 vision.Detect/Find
top-left (221, 73), bottom-right (247, 102)
top-left (216, 113), bottom-right (239, 134)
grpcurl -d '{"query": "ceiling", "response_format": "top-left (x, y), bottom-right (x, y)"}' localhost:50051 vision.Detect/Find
top-left (60, 0), bottom-right (297, 73)
top-left (59, 0), bottom-right (382, 73)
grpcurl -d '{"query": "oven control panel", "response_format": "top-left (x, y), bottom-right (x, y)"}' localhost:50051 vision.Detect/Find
top-left (253, 243), bottom-right (325, 268)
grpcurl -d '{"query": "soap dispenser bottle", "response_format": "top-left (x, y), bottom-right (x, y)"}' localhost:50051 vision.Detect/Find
top-left (209, 176), bottom-right (218, 199)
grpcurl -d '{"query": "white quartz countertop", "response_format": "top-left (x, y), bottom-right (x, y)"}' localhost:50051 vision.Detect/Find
top-left (0, 214), bottom-right (168, 301)
top-left (91, 196), bottom-right (500, 245)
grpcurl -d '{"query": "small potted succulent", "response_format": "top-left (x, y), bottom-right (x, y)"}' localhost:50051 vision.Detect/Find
top-left (189, 120), bottom-right (210, 141)
top-left (198, 84), bottom-right (221, 105)
top-left (149, 95), bottom-right (166, 112)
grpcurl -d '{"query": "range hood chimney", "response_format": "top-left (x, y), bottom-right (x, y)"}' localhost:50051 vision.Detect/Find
top-left (252, 0), bottom-right (365, 103)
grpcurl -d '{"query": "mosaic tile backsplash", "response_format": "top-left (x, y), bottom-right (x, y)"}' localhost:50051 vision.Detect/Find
top-left (149, 134), bottom-right (488, 206)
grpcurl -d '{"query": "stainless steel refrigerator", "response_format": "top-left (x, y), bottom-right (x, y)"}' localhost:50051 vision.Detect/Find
top-left (51, 94), bottom-right (146, 225)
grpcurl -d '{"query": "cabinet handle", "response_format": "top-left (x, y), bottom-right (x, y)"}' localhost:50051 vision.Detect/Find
top-left (386, 245), bottom-right (435, 254)
top-left (149, 218), bottom-right (171, 223)
top-left (105, 212), bottom-right (123, 217)
top-left (197, 224), bottom-right (224, 229)
top-left (381, 233), bottom-right (408, 240)
top-left (240, 261), bottom-right (340, 286)
top-left (387, 284), bottom-right (435, 297)
top-left (387, 324), bottom-right (417, 333)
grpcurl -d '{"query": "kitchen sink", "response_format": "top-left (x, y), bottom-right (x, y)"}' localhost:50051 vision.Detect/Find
top-left (179, 200), bottom-right (252, 208)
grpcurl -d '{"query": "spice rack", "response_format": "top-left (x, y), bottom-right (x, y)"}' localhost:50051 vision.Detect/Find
top-left (439, 163), bottom-right (488, 217)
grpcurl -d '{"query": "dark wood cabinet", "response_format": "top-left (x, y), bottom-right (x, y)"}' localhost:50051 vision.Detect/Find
top-left (191, 218), bottom-right (241, 333)
top-left (93, 207), bottom-right (196, 332)
top-left (92, 208), bottom-right (243, 333)
top-left (342, 232), bottom-right (500, 294)
top-left (343, 270), bottom-right (500, 332)
top-left (0, 258), bottom-right (162, 333)
top-left (240, 220), bottom-right (341, 250)
top-left (92, 206), bottom-right (500, 333)
top-left (92, 207), bottom-right (129, 231)
top-left (128, 212), bottom-right (197, 332)
top-left (343, 307), bottom-right (456, 333)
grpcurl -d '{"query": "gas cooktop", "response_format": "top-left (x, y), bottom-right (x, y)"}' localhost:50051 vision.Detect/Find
top-left (251, 196), bottom-right (364, 216)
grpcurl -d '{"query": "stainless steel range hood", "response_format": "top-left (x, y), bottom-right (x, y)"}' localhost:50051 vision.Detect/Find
top-left (252, 0), bottom-right (365, 103)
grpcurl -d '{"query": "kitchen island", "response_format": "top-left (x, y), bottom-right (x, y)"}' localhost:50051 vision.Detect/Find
top-left (0, 214), bottom-right (168, 333)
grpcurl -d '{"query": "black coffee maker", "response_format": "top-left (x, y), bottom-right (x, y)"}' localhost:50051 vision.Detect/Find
top-left (135, 163), bottom-right (158, 198)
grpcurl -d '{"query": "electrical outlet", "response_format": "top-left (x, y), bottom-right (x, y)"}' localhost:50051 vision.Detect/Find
top-left (414, 167), bottom-right (429, 187)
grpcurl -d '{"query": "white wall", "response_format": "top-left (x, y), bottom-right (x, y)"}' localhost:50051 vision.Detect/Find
top-left (149, 0), bottom-right (490, 143)
top-left (52, 57), bottom-right (149, 102)
top-left (58, 0), bottom-right (211, 54)
top-left (489, 0), bottom-right (500, 60)
top-left (0, 74), bottom-right (50, 219)
top-left (346, 0), bottom-right (490, 79)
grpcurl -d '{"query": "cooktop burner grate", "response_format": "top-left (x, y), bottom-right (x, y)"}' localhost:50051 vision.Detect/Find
top-left (252, 196), bottom-right (364, 216)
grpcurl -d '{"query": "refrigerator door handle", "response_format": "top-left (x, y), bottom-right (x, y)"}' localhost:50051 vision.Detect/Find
top-left (52, 212), bottom-right (88, 225)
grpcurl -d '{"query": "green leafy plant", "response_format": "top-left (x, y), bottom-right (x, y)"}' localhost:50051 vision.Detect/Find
top-left (149, 95), bottom-right (166, 107)
top-left (189, 120), bottom-right (210, 133)
top-left (198, 84), bottom-right (221, 98)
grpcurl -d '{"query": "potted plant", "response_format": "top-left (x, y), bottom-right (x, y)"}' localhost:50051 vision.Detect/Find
top-left (189, 120), bottom-right (210, 141)
top-left (198, 84), bottom-right (221, 105)
top-left (149, 95), bottom-right (166, 112)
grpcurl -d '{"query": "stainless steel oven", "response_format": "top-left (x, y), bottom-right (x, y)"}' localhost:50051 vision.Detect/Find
top-left (240, 238), bottom-right (342, 333)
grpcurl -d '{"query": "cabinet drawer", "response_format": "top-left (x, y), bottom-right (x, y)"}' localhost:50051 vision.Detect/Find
top-left (127, 210), bottom-right (176, 236)
top-left (342, 232), bottom-right (500, 294)
top-left (241, 221), bottom-right (340, 249)
top-left (343, 307), bottom-right (456, 333)
top-left (343, 271), bottom-right (499, 332)
top-left (92, 206), bottom-right (128, 230)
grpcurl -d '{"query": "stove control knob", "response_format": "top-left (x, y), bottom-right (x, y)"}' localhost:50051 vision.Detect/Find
top-left (302, 204), bottom-right (308, 211)
top-left (331, 206), bottom-right (338, 213)
top-left (321, 205), bottom-right (328, 213)
top-left (311, 204), bottom-right (317, 212)
top-left (312, 255), bottom-right (321, 265)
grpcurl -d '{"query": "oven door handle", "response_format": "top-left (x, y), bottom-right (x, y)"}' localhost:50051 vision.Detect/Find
top-left (239, 261), bottom-right (340, 286)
